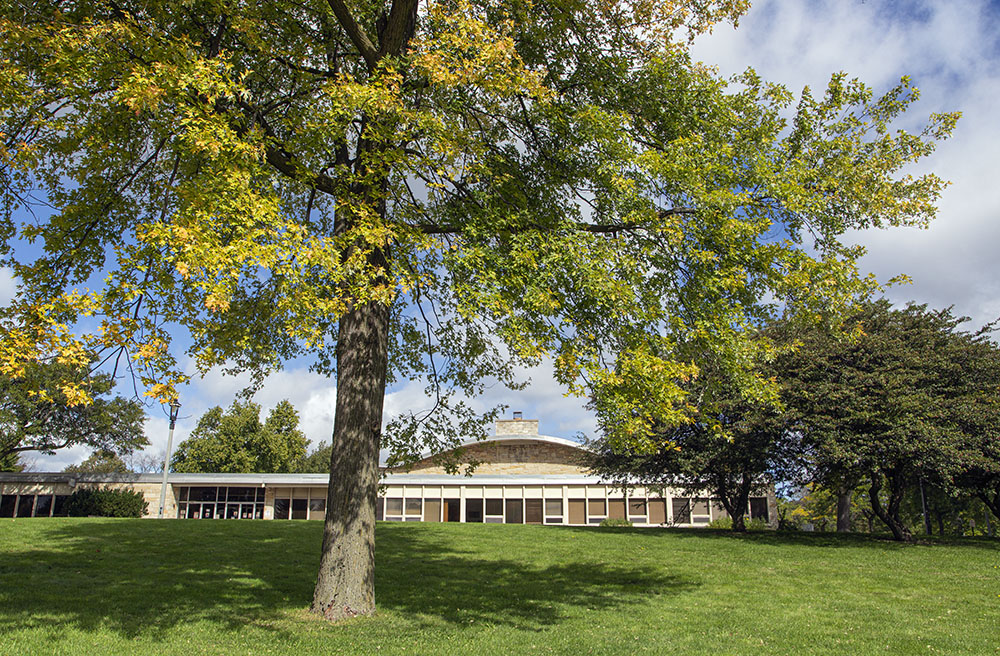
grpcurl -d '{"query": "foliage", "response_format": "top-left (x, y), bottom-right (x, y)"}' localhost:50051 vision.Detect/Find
top-left (0, 359), bottom-right (148, 462)
top-left (64, 487), bottom-right (148, 517)
top-left (598, 517), bottom-right (632, 527)
top-left (0, 451), bottom-right (24, 472)
top-left (63, 450), bottom-right (130, 474)
top-left (294, 441), bottom-right (333, 473)
top-left (775, 300), bottom-right (1000, 541)
top-left (0, 0), bottom-right (958, 617)
top-left (171, 400), bottom-right (307, 473)
top-left (588, 361), bottom-right (804, 532)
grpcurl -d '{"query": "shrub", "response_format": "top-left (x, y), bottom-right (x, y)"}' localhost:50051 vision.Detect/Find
top-left (599, 517), bottom-right (633, 527)
top-left (65, 487), bottom-right (148, 518)
top-left (707, 516), bottom-right (733, 529)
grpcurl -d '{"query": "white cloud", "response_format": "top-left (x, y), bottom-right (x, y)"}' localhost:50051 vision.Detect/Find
top-left (696, 0), bottom-right (1000, 329)
top-left (0, 267), bottom-right (16, 305)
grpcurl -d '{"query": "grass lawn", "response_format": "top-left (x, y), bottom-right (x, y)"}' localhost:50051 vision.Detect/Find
top-left (0, 519), bottom-right (997, 655)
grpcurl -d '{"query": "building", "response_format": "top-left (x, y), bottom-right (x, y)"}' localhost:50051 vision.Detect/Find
top-left (0, 418), bottom-right (776, 526)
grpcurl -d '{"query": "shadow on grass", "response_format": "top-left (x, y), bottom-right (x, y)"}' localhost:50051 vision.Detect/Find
top-left (0, 520), bottom-right (694, 641)
top-left (558, 525), bottom-right (1000, 550)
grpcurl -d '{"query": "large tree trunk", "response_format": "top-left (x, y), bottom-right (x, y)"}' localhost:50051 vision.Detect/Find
top-left (867, 472), bottom-right (912, 542)
top-left (312, 299), bottom-right (391, 621)
top-left (836, 486), bottom-right (852, 532)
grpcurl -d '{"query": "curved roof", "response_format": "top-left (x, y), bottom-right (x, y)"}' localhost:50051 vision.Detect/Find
top-left (411, 433), bottom-right (588, 463)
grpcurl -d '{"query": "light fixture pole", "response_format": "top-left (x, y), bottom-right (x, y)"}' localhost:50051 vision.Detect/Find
top-left (157, 399), bottom-right (181, 519)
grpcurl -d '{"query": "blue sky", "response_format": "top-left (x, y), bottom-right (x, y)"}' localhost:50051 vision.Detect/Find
top-left (9, 0), bottom-right (1000, 470)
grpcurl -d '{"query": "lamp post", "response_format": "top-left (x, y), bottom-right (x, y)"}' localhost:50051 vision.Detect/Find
top-left (157, 399), bottom-right (181, 519)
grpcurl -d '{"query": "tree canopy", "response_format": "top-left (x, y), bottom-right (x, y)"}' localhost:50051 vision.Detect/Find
top-left (0, 360), bottom-right (147, 463)
top-left (0, 0), bottom-right (957, 618)
top-left (775, 300), bottom-right (1000, 541)
top-left (63, 449), bottom-right (130, 474)
top-left (171, 400), bottom-right (307, 473)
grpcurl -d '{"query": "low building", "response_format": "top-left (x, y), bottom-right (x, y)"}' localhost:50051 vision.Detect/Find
top-left (0, 418), bottom-right (776, 526)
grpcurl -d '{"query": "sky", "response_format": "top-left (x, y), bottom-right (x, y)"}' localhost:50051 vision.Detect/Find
top-left (11, 0), bottom-right (1000, 471)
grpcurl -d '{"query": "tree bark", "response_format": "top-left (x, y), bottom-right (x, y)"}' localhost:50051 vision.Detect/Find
top-left (836, 487), bottom-right (852, 532)
top-left (867, 472), bottom-right (912, 542)
top-left (311, 299), bottom-right (391, 621)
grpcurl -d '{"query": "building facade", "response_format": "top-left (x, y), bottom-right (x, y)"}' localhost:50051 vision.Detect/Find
top-left (0, 419), bottom-right (777, 526)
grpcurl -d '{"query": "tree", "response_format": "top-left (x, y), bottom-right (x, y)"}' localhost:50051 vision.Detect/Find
top-left (296, 442), bottom-right (334, 473)
top-left (588, 364), bottom-right (805, 532)
top-left (171, 400), bottom-right (307, 473)
top-left (0, 360), bottom-right (147, 463)
top-left (776, 300), bottom-right (998, 542)
top-left (0, 1), bottom-right (956, 618)
top-left (63, 449), bottom-right (130, 474)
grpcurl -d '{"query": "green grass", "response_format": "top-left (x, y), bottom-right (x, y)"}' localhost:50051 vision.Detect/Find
top-left (0, 520), bottom-right (997, 655)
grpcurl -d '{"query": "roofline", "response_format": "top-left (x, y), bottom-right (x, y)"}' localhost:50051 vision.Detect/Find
top-left (0, 471), bottom-right (618, 486)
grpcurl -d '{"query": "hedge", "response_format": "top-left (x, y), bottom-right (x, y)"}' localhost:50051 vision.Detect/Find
top-left (64, 487), bottom-right (148, 518)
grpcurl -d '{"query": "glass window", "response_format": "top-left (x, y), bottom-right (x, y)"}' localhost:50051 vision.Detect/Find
top-left (545, 499), bottom-right (562, 517)
top-left (53, 495), bottom-right (69, 516)
top-left (672, 498), bottom-right (691, 524)
top-left (274, 498), bottom-right (290, 520)
top-left (628, 498), bottom-right (646, 517)
top-left (404, 498), bottom-right (422, 516)
top-left (0, 495), bottom-right (16, 517)
top-left (189, 487), bottom-right (218, 502)
top-left (693, 498), bottom-right (710, 516)
top-left (33, 494), bottom-right (52, 517)
top-left (201, 504), bottom-right (214, 519)
top-left (525, 499), bottom-right (543, 524)
top-left (504, 499), bottom-right (523, 523)
top-left (749, 498), bottom-right (769, 522)
top-left (485, 499), bottom-right (503, 516)
top-left (178, 487), bottom-right (189, 501)
top-left (588, 499), bottom-right (606, 517)
top-left (227, 487), bottom-right (256, 502)
top-left (15, 495), bottom-right (34, 517)
top-left (386, 498), bottom-right (403, 515)
top-left (375, 497), bottom-right (384, 521)
top-left (309, 498), bottom-right (326, 519)
top-left (226, 504), bottom-right (240, 519)
top-left (291, 498), bottom-right (308, 519)
top-left (465, 499), bottom-right (483, 522)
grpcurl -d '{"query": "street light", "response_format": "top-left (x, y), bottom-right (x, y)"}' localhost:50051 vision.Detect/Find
top-left (157, 399), bottom-right (181, 519)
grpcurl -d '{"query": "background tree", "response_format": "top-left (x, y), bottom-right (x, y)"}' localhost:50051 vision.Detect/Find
top-left (63, 449), bottom-right (130, 474)
top-left (776, 300), bottom-right (996, 541)
top-left (0, 360), bottom-right (147, 464)
top-left (296, 442), bottom-right (334, 473)
top-left (588, 365), bottom-right (806, 532)
top-left (171, 400), bottom-right (307, 473)
top-left (0, 0), bottom-right (957, 618)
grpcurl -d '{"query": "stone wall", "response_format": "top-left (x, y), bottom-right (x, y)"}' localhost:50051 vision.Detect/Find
top-left (403, 439), bottom-right (589, 475)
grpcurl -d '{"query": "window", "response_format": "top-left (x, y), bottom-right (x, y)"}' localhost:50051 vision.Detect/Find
top-left (628, 498), bottom-right (647, 518)
top-left (375, 497), bottom-right (384, 521)
top-left (504, 499), bottom-right (523, 524)
top-left (749, 497), bottom-right (769, 522)
top-left (525, 499), bottom-right (543, 524)
top-left (53, 495), bottom-right (69, 516)
top-left (608, 499), bottom-right (626, 520)
top-left (672, 498), bottom-right (691, 524)
top-left (588, 499), bottom-right (606, 517)
top-left (485, 499), bottom-right (503, 516)
top-left (15, 495), bottom-right (34, 517)
top-left (309, 498), bottom-right (326, 519)
top-left (291, 498), bottom-right (308, 519)
top-left (0, 495), bottom-right (16, 517)
top-left (405, 498), bottom-right (422, 516)
top-left (274, 498), bottom-right (290, 520)
top-left (465, 499), bottom-right (483, 522)
top-left (545, 499), bottom-right (562, 517)
top-left (386, 498), bottom-right (403, 516)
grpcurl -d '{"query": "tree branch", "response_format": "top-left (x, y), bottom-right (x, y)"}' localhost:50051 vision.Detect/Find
top-left (325, 0), bottom-right (379, 68)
